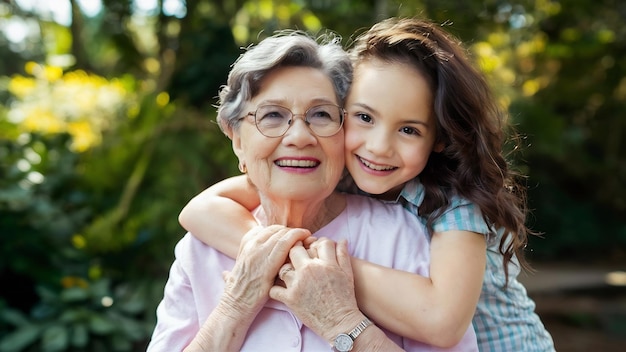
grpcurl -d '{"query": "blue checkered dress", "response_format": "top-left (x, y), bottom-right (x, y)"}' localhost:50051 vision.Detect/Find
top-left (399, 179), bottom-right (555, 352)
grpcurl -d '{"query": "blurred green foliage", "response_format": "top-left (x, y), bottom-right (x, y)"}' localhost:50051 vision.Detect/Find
top-left (0, 0), bottom-right (624, 350)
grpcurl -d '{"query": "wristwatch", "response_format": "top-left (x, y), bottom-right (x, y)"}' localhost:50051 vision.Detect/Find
top-left (332, 317), bottom-right (373, 352)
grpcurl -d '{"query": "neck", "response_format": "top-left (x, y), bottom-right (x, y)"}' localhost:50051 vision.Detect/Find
top-left (258, 192), bottom-right (345, 233)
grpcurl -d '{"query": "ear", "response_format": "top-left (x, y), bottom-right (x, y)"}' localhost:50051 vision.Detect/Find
top-left (433, 141), bottom-right (445, 153)
top-left (219, 120), bottom-right (235, 140)
top-left (231, 130), bottom-right (245, 163)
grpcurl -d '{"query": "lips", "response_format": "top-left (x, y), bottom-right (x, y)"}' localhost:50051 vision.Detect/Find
top-left (358, 156), bottom-right (397, 171)
top-left (275, 159), bottom-right (320, 168)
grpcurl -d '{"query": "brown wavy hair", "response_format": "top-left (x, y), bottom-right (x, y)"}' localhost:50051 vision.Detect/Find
top-left (349, 17), bottom-right (537, 281)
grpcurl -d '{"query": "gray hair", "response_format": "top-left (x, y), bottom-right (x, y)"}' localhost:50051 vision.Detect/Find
top-left (217, 30), bottom-right (353, 133)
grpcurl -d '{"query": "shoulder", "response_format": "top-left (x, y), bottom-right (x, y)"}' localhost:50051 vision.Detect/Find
top-left (399, 178), bottom-right (425, 206)
top-left (342, 195), bottom-right (431, 273)
top-left (173, 233), bottom-right (227, 268)
top-left (434, 196), bottom-right (497, 242)
top-left (174, 232), bottom-right (203, 255)
top-left (344, 194), bottom-right (428, 239)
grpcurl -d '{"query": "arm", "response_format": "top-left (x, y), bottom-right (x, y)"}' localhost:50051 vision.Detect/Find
top-left (178, 175), bottom-right (259, 258)
top-left (181, 176), bottom-right (485, 347)
top-left (183, 300), bottom-right (256, 352)
top-left (148, 235), bottom-right (255, 352)
top-left (189, 226), bottom-right (312, 351)
top-left (151, 227), bottom-right (311, 351)
top-left (352, 230), bottom-right (486, 347)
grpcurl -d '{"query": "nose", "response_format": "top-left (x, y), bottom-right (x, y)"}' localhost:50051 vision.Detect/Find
top-left (281, 115), bottom-right (317, 147)
top-left (365, 129), bottom-right (393, 157)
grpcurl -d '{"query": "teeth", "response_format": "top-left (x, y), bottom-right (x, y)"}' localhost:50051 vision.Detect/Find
top-left (359, 157), bottom-right (396, 171)
top-left (275, 159), bottom-right (319, 168)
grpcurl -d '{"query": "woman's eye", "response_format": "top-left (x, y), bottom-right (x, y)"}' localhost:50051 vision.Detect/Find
top-left (262, 111), bottom-right (286, 119)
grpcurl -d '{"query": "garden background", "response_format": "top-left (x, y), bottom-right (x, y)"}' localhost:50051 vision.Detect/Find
top-left (0, 0), bottom-right (624, 351)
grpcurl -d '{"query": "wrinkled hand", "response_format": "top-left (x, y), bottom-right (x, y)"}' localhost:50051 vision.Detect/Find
top-left (269, 237), bottom-right (363, 342)
top-left (221, 225), bottom-right (311, 320)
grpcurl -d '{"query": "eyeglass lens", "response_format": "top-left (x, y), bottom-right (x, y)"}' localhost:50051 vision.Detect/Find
top-left (254, 104), bottom-right (343, 137)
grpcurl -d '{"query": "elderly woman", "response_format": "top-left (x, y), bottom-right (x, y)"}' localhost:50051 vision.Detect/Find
top-left (147, 31), bottom-right (477, 351)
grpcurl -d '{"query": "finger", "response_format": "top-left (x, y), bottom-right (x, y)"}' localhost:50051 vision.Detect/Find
top-left (306, 246), bottom-right (318, 259)
top-left (336, 239), bottom-right (352, 271)
top-left (269, 284), bottom-right (286, 303)
top-left (239, 225), bottom-right (286, 251)
top-left (221, 270), bottom-right (230, 282)
top-left (288, 245), bottom-right (311, 268)
top-left (278, 263), bottom-right (294, 282)
top-left (267, 228), bottom-right (310, 262)
top-left (254, 225), bottom-right (289, 242)
top-left (303, 236), bottom-right (318, 248)
top-left (316, 238), bottom-right (338, 263)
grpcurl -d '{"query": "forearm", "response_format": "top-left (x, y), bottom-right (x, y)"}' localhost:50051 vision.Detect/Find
top-left (353, 326), bottom-right (406, 352)
top-left (184, 300), bottom-right (256, 352)
top-left (187, 196), bottom-right (257, 258)
top-left (351, 249), bottom-right (483, 347)
top-left (179, 176), bottom-right (259, 258)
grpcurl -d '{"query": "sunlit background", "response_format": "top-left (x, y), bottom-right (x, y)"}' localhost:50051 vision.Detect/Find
top-left (0, 0), bottom-right (624, 351)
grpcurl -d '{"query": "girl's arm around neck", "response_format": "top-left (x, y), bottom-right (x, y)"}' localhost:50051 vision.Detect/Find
top-left (178, 175), bottom-right (259, 259)
top-left (352, 229), bottom-right (486, 348)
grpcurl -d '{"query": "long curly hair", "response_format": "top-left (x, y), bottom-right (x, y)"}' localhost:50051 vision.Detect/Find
top-left (350, 17), bottom-right (537, 280)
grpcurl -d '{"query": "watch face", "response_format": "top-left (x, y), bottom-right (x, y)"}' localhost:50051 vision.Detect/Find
top-left (334, 333), bottom-right (353, 352)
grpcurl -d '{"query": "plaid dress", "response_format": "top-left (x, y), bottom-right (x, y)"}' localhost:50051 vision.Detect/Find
top-left (399, 179), bottom-right (555, 352)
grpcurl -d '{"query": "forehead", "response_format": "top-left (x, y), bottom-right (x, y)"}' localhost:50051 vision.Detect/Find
top-left (351, 59), bottom-right (432, 103)
top-left (347, 59), bottom-right (434, 125)
top-left (252, 66), bottom-right (339, 107)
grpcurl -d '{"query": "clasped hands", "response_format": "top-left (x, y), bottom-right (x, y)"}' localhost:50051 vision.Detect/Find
top-left (222, 225), bottom-right (363, 343)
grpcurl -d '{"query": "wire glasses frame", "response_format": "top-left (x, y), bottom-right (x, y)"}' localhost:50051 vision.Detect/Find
top-left (245, 104), bottom-right (345, 138)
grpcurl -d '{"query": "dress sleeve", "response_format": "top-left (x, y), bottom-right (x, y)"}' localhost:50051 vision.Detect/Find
top-left (147, 237), bottom-right (199, 351)
top-left (433, 198), bottom-right (497, 245)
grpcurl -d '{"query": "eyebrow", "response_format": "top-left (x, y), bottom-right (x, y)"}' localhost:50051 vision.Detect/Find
top-left (259, 98), bottom-right (337, 106)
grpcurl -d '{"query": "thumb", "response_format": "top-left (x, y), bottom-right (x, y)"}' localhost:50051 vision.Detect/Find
top-left (221, 270), bottom-right (231, 282)
top-left (336, 240), bottom-right (352, 271)
top-left (269, 285), bottom-right (286, 303)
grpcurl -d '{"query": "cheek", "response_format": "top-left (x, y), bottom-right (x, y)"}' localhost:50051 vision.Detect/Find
top-left (239, 135), bottom-right (277, 167)
top-left (343, 127), bottom-right (362, 153)
top-left (401, 145), bottom-right (431, 173)
top-left (328, 134), bottom-right (346, 160)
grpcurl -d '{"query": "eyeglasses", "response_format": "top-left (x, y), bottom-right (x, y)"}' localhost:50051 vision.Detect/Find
top-left (245, 104), bottom-right (345, 138)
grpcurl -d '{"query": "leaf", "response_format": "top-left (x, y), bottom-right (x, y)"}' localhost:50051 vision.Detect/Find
top-left (0, 324), bottom-right (41, 352)
top-left (59, 308), bottom-right (87, 323)
top-left (115, 315), bottom-right (145, 341)
top-left (90, 278), bottom-right (111, 297)
top-left (70, 323), bottom-right (89, 348)
top-left (60, 287), bottom-right (89, 303)
top-left (35, 286), bottom-right (59, 303)
top-left (41, 325), bottom-right (68, 351)
top-left (111, 333), bottom-right (132, 351)
top-left (0, 308), bottom-right (29, 327)
top-left (88, 314), bottom-right (115, 335)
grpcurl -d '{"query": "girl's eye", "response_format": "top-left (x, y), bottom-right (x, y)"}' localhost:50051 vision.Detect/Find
top-left (400, 126), bottom-right (421, 136)
top-left (356, 113), bottom-right (372, 123)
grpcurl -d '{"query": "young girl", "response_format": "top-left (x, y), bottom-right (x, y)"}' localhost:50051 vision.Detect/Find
top-left (179, 17), bottom-right (555, 351)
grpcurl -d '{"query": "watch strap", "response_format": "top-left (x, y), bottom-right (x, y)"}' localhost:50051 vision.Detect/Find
top-left (348, 317), bottom-right (372, 341)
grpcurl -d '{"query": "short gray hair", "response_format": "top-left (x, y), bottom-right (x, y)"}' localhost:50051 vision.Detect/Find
top-left (217, 30), bottom-right (353, 133)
